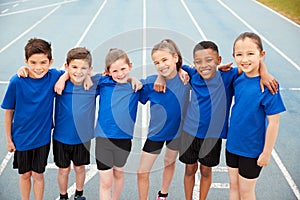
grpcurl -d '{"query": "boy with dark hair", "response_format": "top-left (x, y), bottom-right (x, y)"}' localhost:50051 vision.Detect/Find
top-left (1, 38), bottom-right (66, 200)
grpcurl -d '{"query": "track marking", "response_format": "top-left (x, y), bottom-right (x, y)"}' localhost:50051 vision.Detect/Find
top-left (75, 0), bottom-right (107, 46)
top-left (180, 0), bottom-right (207, 40)
top-left (253, 0), bottom-right (300, 29)
top-left (217, 0), bottom-right (300, 71)
top-left (0, 6), bottom-right (60, 54)
top-left (272, 149), bottom-right (300, 199)
top-left (0, 152), bottom-right (13, 176)
top-left (0, 0), bottom-right (77, 17)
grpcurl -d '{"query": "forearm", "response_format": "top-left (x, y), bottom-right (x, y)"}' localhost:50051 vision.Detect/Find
top-left (262, 115), bottom-right (280, 155)
top-left (4, 110), bottom-right (14, 143)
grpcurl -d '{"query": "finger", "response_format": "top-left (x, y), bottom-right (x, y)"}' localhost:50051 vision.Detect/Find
top-left (163, 85), bottom-right (166, 93)
top-left (260, 80), bottom-right (264, 93)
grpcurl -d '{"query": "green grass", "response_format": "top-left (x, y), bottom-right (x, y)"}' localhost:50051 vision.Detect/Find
top-left (258, 0), bottom-right (300, 24)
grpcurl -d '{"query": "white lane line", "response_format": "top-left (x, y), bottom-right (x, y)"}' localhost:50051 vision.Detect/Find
top-left (217, 0), bottom-right (300, 71)
top-left (1, 8), bottom-right (9, 13)
top-left (0, 0), bottom-right (77, 17)
top-left (0, 6), bottom-right (60, 54)
top-left (180, 0), bottom-right (207, 40)
top-left (272, 149), bottom-right (300, 200)
top-left (75, 0), bottom-right (107, 46)
top-left (0, 152), bottom-right (13, 176)
top-left (253, 0), bottom-right (300, 29)
top-left (141, 0), bottom-right (148, 144)
top-left (0, 1), bottom-right (27, 7)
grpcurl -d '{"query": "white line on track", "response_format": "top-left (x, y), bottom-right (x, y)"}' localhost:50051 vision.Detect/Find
top-left (253, 0), bottom-right (300, 29)
top-left (217, 0), bottom-right (300, 71)
top-left (0, 0), bottom-right (77, 17)
top-left (272, 149), bottom-right (300, 199)
top-left (180, 0), bottom-right (207, 40)
top-left (0, 6), bottom-right (60, 54)
top-left (75, 0), bottom-right (107, 47)
top-left (0, 152), bottom-right (13, 176)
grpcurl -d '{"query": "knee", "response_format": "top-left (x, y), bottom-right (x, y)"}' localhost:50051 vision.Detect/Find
top-left (200, 165), bottom-right (212, 178)
top-left (31, 172), bottom-right (44, 182)
top-left (113, 169), bottom-right (124, 180)
top-left (59, 167), bottom-right (71, 176)
top-left (185, 164), bottom-right (198, 177)
top-left (74, 165), bottom-right (85, 175)
top-left (164, 156), bottom-right (176, 168)
top-left (20, 171), bottom-right (32, 180)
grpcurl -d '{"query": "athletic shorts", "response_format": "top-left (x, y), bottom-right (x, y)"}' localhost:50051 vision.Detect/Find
top-left (226, 150), bottom-right (262, 179)
top-left (142, 137), bottom-right (180, 154)
top-left (53, 139), bottom-right (91, 168)
top-left (13, 143), bottom-right (50, 174)
top-left (179, 131), bottom-right (222, 167)
top-left (95, 137), bottom-right (132, 170)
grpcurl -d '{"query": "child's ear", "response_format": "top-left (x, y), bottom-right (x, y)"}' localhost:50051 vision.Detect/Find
top-left (174, 54), bottom-right (179, 63)
top-left (260, 50), bottom-right (266, 59)
top-left (49, 59), bottom-right (54, 66)
top-left (64, 63), bottom-right (69, 70)
top-left (129, 62), bottom-right (133, 70)
top-left (217, 56), bottom-right (222, 65)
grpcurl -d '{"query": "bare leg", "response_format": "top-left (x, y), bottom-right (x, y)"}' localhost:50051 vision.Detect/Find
top-left (160, 148), bottom-right (178, 194)
top-left (184, 163), bottom-right (198, 200)
top-left (239, 175), bottom-right (258, 200)
top-left (112, 166), bottom-right (124, 200)
top-left (99, 169), bottom-right (113, 200)
top-left (74, 165), bottom-right (86, 192)
top-left (137, 151), bottom-right (158, 200)
top-left (20, 171), bottom-right (32, 200)
top-left (227, 167), bottom-right (240, 200)
top-left (32, 171), bottom-right (45, 200)
top-left (199, 164), bottom-right (212, 200)
top-left (58, 166), bottom-right (71, 196)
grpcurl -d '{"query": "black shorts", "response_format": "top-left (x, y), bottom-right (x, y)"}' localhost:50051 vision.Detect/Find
top-left (226, 150), bottom-right (262, 179)
top-left (53, 140), bottom-right (91, 168)
top-left (142, 137), bottom-right (180, 154)
top-left (179, 131), bottom-right (222, 167)
top-left (95, 137), bottom-right (132, 170)
top-left (13, 143), bottom-right (50, 174)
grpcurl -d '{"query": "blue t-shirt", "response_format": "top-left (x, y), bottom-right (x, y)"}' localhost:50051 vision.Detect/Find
top-left (182, 65), bottom-right (238, 139)
top-left (94, 75), bottom-right (140, 139)
top-left (53, 75), bottom-right (100, 145)
top-left (1, 69), bottom-right (63, 151)
top-left (140, 74), bottom-right (190, 141)
top-left (226, 73), bottom-right (286, 158)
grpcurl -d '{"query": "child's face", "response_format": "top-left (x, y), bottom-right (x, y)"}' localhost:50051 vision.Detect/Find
top-left (193, 49), bottom-right (221, 79)
top-left (108, 58), bottom-right (132, 83)
top-left (25, 53), bottom-right (53, 79)
top-left (233, 37), bottom-right (265, 77)
top-left (65, 59), bottom-right (92, 85)
top-left (152, 50), bottom-right (178, 80)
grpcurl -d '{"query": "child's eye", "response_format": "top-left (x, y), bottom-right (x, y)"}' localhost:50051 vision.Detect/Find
top-left (194, 61), bottom-right (201, 66)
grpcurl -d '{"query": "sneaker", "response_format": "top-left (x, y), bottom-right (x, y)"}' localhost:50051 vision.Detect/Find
top-left (74, 196), bottom-right (86, 200)
top-left (59, 198), bottom-right (69, 200)
top-left (156, 196), bottom-right (167, 200)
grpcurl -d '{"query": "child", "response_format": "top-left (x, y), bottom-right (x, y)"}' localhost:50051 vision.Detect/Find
top-left (226, 32), bottom-right (286, 199)
top-left (179, 41), bottom-right (239, 200)
top-left (94, 48), bottom-right (140, 200)
top-left (1, 38), bottom-right (66, 200)
top-left (52, 47), bottom-right (98, 200)
top-left (137, 39), bottom-right (190, 200)
top-left (158, 40), bottom-right (277, 200)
